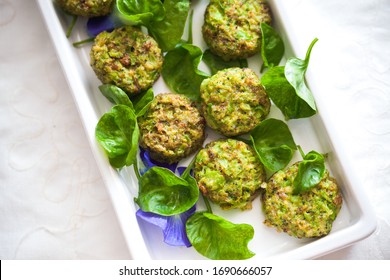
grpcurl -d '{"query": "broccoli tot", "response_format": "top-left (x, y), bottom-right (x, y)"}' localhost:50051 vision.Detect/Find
top-left (57, 0), bottom-right (114, 17)
top-left (194, 139), bottom-right (266, 210)
top-left (90, 26), bottom-right (163, 95)
top-left (262, 163), bottom-right (343, 238)
top-left (200, 67), bottom-right (270, 137)
top-left (138, 93), bottom-right (206, 164)
top-left (202, 0), bottom-right (272, 61)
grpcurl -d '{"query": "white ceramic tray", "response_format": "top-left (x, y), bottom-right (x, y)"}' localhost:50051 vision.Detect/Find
top-left (37, 0), bottom-right (376, 259)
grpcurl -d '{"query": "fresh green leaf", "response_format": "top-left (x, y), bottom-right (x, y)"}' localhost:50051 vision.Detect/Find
top-left (162, 43), bottom-right (210, 101)
top-left (261, 66), bottom-right (316, 119)
top-left (202, 49), bottom-right (248, 75)
top-left (185, 9), bottom-right (194, 44)
top-left (98, 85), bottom-right (153, 117)
top-left (148, 0), bottom-right (191, 52)
top-left (285, 38), bottom-right (318, 111)
top-left (95, 105), bottom-right (139, 168)
top-left (116, 0), bottom-right (165, 26)
top-left (293, 150), bottom-right (326, 195)
top-left (99, 84), bottom-right (133, 108)
top-left (136, 166), bottom-right (199, 216)
top-left (250, 118), bottom-right (297, 172)
top-left (186, 212), bottom-right (255, 260)
top-left (260, 22), bottom-right (284, 72)
top-left (131, 88), bottom-right (154, 117)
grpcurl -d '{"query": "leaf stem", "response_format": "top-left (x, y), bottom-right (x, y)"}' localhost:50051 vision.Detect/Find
top-left (186, 9), bottom-right (194, 44)
top-left (133, 157), bottom-right (141, 181)
top-left (304, 38), bottom-right (319, 63)
top-left (72, 37), bottom-right (95, 48)
top-left (201, 193), bottom-right (213, 214)
top-left (297, 145), bottom-right (306, 159)
top-left (181, 153), bottom-right (197, 178)
top-left (66, 15), bottom-right (78, 38)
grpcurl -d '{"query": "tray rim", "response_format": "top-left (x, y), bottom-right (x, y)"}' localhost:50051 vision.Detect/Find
top-left (36, 0), bottom-right (377, 260)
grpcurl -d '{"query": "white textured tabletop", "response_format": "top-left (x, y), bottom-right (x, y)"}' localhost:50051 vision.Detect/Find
top-left (1, 0), bottom-right (389, 260)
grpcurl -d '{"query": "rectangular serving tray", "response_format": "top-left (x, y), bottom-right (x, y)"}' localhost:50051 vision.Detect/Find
top-left (36, 0), bottom-right (377, 259)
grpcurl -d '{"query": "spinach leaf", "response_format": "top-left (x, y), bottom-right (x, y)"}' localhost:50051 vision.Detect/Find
top-left (186, 212), bottom-right (255, 260)
top-left (99, 84), bottom-right (133, 108)
top-left (98, 85), bottom-right (153, 117)
top-left (202, 49), bottom-right (248, 75)
top-left (95, 105), bottom-right (139, 168)
top-left (116, 0), bottom-right (165, 26)
top-left (131, 88), bottom-right (154, 117)
top-left (260, 22), bottom-right (284, 72)
top-left (261, 66), bottom-right (316, 119)
top-left (136, 166), bottom-right (199, 216)
top-left (116, 0), bottom-right (190, 52)
top-left (293, 150), bottom-right (326, 195)
top-left (148, 0), bottom-right (191, 52)
top-left (162, 43), bottom-right (210, 101)
top-left (250, 118), bottom-right (297, 173)
top-left (261, 38), bottom-right (318, 120)
top-left (285, 38), bottom-right (318, 111)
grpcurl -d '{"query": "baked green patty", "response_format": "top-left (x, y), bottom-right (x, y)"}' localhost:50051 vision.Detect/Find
top-left (202, 0), bottom-right (272, 60)
top-left (262, 163), bottom-right (343, 238)
top-left (139, 93), bottom-right (205, 164)
top-left (194, 138), bottom-right (266, 210)
top-left (90, 26), bottom-right (163, 95)
top-left (57, 0), bottom-right (114, 17)
top-left (200, 67), bottom-right (270, 136)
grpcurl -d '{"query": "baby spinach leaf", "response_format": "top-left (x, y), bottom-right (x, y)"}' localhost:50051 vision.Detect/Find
top-left (116, 0), bottom-right (190, 52)
top-left (99, 84), bottom-right (133, 108)
top-left (162, 43), bottom-right (210, 101)
top-left (95, 105), bottom-right (139, 168)
top-left (186, 212), bottom-right (255, 260)
top-left (202, 49), bottom-right (248, 75)
top-left (285, 38), bottom-right (318, 111)
top-left (131, 88), bottom-right (154, 117)
top-left (116, 0), bottom-right (165, 26)
top-left (136, 166), bottom-right (199, 216)
top-left (250, 118), bottom-right (297, 173)
top-left (293, 150), bottom-right (326, 195)
top-left (260, 23), bottom-right (284, 72)
top-left (261, 66), bottom-right (316, 119)
top-left (98, 85), bottom-right (154, 117)
top-left (184, 9), bottom-right (194, 44)
top-left (148, 0), bottom-right (191, 52)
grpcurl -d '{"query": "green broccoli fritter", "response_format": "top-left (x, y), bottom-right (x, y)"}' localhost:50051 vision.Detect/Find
top-left (194, 138), bottom-right (266, 210)
top-left (57, 0), bottom-right (114, 17)
top-left (90, 26), bottom-right (163, 95)
top-left (202, 0), bottom-right (272, 61)
top-left (200, 67), bottom-right (270, 137)
top-left (138, 93), bottom-right (206, 164)
top-left (262, 163), bottom-right (343, 238)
